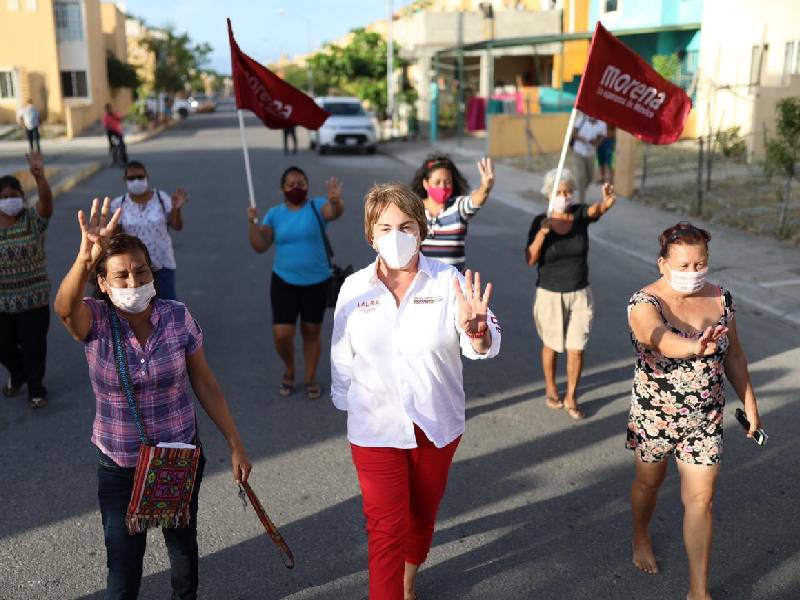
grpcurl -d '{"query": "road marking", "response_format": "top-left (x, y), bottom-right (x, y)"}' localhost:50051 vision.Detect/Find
top-left (757, 278), bottom-right (800, 288)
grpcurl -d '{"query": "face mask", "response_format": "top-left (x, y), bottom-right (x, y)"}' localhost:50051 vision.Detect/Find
top-left (284, 187), bottom-right (308, 205)
top-left (375, 230), bottom-right (418, 269)
top-left (427, 186), bottom-right (453, 205)
top-left (105, 280), bottom-right (156, 314)
top-left (666, 266), bottom-right (708, 294)
top-left (126, 177), bottom-right (149, 196)
top-left (551, 193), bottom-right (572, 213)
top-left (0, 196), bottom-right (24, 216)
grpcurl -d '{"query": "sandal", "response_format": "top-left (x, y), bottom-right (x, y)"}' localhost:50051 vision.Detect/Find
top-left (305, 383), bottom-right (322, 400)
top-left (545, 396), bottom-right (564, 410)
top-left (3, 378), bottom-right (23, 398)
top-left (278, 374), bottom-right (294, 397)
top-left (565, 405), bottom-right (586, 420)
top-left (29, 396), bottom-right (47, 409)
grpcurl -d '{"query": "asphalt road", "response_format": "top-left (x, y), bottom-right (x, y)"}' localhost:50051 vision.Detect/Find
top-left (1, 101), bottom-right (798, 600)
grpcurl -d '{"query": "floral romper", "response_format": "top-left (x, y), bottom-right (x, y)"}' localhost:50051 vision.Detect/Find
top-left (626, 287), bottom-right (735, 466)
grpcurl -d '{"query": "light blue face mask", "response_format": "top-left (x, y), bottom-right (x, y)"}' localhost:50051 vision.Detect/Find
top-left (0, 196), bottom-right (24, 216)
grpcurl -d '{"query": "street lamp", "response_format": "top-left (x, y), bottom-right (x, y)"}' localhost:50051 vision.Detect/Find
top-left (276, 8), bottom-right (314, 96)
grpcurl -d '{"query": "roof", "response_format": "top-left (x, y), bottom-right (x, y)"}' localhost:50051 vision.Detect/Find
top-left (434, 23), bottom-right (702, 57)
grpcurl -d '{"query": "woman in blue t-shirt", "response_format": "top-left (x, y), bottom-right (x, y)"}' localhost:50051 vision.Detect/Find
top-left (247, 166), bottom-right (344, 399)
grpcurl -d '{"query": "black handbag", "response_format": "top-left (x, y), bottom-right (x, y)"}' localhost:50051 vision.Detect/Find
top-left (310, 202), bottom-right (352, 308)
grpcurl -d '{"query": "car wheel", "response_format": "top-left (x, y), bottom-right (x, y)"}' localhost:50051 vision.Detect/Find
top-left (366, 145), bottom-right (377, 155)
top-left (318, 144), bottom-right (327, 155)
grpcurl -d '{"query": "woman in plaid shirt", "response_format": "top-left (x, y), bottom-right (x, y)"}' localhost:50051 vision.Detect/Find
top-left (54, 198), bottom-right (252, 600)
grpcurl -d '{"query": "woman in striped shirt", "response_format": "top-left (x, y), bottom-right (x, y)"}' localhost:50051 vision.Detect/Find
top-left (410, 154), bottom-right (495, 272)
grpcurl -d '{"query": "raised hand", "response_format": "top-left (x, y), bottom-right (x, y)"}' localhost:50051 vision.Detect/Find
top-left (26, 152), bottom-right (44, 179)
top-left (694, 324), bottom-right (728, 357)
top-left (602, 182), bottom-right (616, 209)
top-left (247, 206), bottom-right (260, 224)
top-left (171, 187), bottom-right (189, 210)
top-left (77, 197), bottom-right (121, 265)
top-left (453, 269), bottom-right (493, 335)
top-left (326, 177), bottom-right (343, 202)
top-left (477, 157), bottom-right (495, 191)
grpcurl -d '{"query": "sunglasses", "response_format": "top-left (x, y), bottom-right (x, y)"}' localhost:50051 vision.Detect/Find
top-left (125, 176), bottom-right (146, 182)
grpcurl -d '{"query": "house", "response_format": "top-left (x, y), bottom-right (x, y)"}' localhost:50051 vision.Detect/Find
top-left (0, 0), bottom-right (131, 138)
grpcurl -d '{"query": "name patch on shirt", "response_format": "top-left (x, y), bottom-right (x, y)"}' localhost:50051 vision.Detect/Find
top-left (413, 296), bottom-right (443, 305)
top-left (357, 299), bottom-right (381, 312)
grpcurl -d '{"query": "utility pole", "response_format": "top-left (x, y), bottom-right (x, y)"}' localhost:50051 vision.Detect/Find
top-left (456, 8), bottom-right (464, 147)
top-left (386, 0), bottom-right (394, 128)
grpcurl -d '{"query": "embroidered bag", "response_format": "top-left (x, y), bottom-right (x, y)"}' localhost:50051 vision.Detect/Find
top-left (109, 309), bottom-right (201, 535)
top-left (310, 201), bottom-right (353, 308)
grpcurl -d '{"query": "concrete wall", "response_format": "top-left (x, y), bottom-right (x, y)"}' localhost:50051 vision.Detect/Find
top-left (487, 111), bottom-right (571, 156)
top-left (694, 0), bottom-right (800, 157)
top-left (0, 0), bottom-right (62, 124)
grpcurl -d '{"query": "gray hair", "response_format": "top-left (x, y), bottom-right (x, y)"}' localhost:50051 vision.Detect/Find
top-left (541, 167), bottom-right (576, 197)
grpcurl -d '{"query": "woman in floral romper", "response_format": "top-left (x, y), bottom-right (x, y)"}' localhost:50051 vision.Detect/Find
top-left (626, 222), bottom-right (763, 600)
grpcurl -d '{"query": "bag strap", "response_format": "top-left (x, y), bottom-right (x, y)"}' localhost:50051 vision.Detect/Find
top-left (309, 200), bottom-right (335, 268)
top-left (239, 481), bottom-right (295, 569)
top-left (109, 308), bottom-right (150, 445)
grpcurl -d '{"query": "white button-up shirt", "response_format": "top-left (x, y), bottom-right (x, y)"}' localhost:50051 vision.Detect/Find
top-left (330, 255), bottom-right (501, 449)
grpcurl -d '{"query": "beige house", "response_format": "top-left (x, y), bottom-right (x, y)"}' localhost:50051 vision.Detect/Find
top-left (694, 0), bottom-right (800, 158)
top-left (0, 0), bottom-right (131, 138)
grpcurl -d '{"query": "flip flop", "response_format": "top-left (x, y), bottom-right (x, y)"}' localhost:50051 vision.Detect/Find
top-left (278, 374), bottom-right (294, 397)
top-left (29, 396), bottom-right (47, 409)
top-left (545, 396), bottom-right (564, 410)
top-left (305, 383), bottom-right (321, 400)
top-left (3, 378), bottom-right (23, 398)
top-left (565, 406), bottom-right (586, 420)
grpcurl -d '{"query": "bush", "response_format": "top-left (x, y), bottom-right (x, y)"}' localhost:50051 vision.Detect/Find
top-left (715, 126), bottom-right (747, 161)
top-left (107, 52), bottom-right (140, 90)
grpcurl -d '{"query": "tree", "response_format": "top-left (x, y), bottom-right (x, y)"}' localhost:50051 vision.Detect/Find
top-left (308, 28), bottom-right (404, 117)
top-left (143, 26), bottom-right (212, 94)
top-left (763, 97), bottom-right (800, 237)
top-left (106, 52), bottom-right (140, 91)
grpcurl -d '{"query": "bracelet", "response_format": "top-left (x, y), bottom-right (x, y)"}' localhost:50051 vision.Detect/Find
top-left (250, 217), bottom-right (258, 225)
top-left (465, 327), bottom-right (488, 339)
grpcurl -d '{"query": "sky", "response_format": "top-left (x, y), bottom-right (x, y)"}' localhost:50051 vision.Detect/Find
top-left (122, 0), bottom-right (417, 74)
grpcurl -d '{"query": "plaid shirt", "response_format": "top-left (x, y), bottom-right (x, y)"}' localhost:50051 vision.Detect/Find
top-left (83, 298), bottom-right (203, 467)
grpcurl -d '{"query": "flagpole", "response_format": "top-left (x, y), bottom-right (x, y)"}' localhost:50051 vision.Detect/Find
top-left (548, 106), bottom-right (578, 215)
top-left (237, 109), bottom-right (256, 209)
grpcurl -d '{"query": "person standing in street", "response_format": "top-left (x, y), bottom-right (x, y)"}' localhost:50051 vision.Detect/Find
top-left (331, 183), bottom-right (501, 600)
top-left (410, 154), bottom-right (495, 273)
top-left (626, 222), bottom-right (763, 600)
top-left (283, 125), bottom-right (297, 154)
top-left (247, 166), bottom-right (344, 399)
top-left (17, 99), bottom-right (41, 154)
top-left (103, 103), bottom-right (128, 165)
top-left (525, 168), bottom-right (616, 420)
top-left (110, 160), bottom-right (187, 300)
top-left (596, 124), bottom-right (616, 184)
top-left (0, 152), bottom-right (53, 409)
top-left (54, 199), bottom-right (252, 600)
top-left (571, 113), bottom-right (606, 204)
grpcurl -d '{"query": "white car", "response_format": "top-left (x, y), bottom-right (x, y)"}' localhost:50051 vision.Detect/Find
top-left (310, 96), bottom-right (377, 154)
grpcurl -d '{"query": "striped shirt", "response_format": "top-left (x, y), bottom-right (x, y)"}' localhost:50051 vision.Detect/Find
top-left (420, 195), bottom-right (479, 270)
top-left (0, 208), bottom-right (50, 313)
top-left (82, 298), bottom-right (203, 467)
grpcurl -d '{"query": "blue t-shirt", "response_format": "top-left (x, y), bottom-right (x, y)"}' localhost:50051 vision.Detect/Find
top-left (263, 197), bottom-right (331, 286)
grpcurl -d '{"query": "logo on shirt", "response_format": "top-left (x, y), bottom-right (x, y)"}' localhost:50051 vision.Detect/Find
top-left (413, 296), bottom-right (443, 305)
top-left (357, 299), bottom-right (380, 312)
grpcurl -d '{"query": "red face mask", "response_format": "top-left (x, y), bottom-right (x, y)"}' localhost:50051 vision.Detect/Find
top-left (428, 186), bottom-right (453, 204)
top-left (284, 187), bottom-right (308, 205)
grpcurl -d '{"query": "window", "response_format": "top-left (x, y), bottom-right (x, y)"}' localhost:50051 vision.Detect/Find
top-left (322, 102), bottom-right (365, 116)
top-left (55, 2), bottom-right (83, 42)
top-left (0, 71), bottom-right (15, 99)
top-left (61, 70), bottom-right (87, 97)
top-left (6, 0), bottom-right (20, 10)
top-left (24, 0), bottom-right (36, 9)
top-left (750, 44), bottom-right (768, 89)
top-left (784, 41), bottom-right (800, 85)
top-left (604, 0), bottom-right (619, 13)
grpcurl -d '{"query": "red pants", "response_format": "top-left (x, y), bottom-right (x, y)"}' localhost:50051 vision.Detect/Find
top-left (351, 425), bottom-right (461, 600)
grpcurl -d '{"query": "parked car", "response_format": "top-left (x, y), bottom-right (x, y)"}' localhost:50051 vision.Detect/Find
top-left (310, 96), bottom-right (377, 154)
top-left (188, 94), bottom-right (217, 113)
top-left (144, 95), bottom-right (190, 119)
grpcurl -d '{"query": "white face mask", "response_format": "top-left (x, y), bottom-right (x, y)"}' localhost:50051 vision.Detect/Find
top-left (551, 194), bottom-right (572, 213)
top-left (104, 280), bottom-right (156, 314)
top-left (0, 196), bottom-right (25, 216)
top-left (375, 230), bottom-right (419, 269)
top-left (126, 177), bottom-right (149, 196)
top-left (666, 266), bottom-right (708, 294)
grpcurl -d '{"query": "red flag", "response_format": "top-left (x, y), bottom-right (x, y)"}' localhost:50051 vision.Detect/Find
top-left (575, 22), bottom-right (691, 144)
top-left (227, 19), bottom-right (329, 130)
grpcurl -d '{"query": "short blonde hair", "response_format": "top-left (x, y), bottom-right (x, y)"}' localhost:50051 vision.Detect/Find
top-left (363, 182), bottom-right (428, 245)
top-left (541, 167), bottom-right (576, 196)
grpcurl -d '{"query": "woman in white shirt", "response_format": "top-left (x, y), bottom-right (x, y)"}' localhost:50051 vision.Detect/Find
top-left (331, 183), bottom-right (501, 600)
top-left (110, 160), bottom-right (188, 300)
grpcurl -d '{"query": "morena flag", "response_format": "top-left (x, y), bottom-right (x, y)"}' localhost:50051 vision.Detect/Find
top-left (575, 22), bottom-right (692, 144)
top-left (227, 19), bottom-right (329, 130)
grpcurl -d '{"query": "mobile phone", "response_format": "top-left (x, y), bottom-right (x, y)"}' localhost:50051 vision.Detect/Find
top-left (735, 408), bottom-right (768, 446)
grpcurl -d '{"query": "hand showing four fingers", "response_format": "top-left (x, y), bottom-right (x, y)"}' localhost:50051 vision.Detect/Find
top-left (77, 197), bottom-right (122, 265)
top-left (453, 269), bottom-right (493, 336)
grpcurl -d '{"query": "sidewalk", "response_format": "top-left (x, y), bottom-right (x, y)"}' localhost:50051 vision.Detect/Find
top-left (382, 138), bottom-right (800, 327)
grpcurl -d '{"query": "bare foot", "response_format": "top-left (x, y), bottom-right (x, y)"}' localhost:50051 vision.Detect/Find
top-left (632, 534), bottom-right (659, 574)
top-left (686, 593), bottom-right (713, 600)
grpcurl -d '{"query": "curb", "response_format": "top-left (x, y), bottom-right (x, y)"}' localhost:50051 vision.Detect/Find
top-left (51, 162), bottom-right (103, 197)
